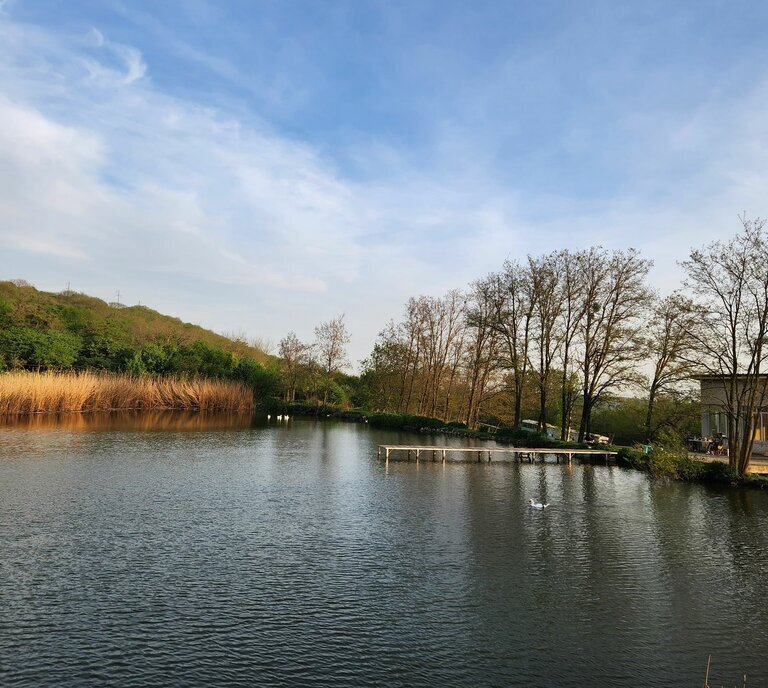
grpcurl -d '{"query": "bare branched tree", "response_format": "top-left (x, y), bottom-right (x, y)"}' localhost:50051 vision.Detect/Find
top-left (250, 336), bottom-right (275, 355)
top-left (464, 277), bottom-right (500, 428)
top-left (682, 215), bottom-right (768, 474)
top-left (278, 332), bottom-right (313, 403)
top-left (314, 315), bottom-right (351, 405)
top-left (528, 252), bottom-right (563, 432)
top-left (488, 260), bottom-right (536, 427)
top-left (400, 299), bottom-right (425, 413)
top-left (415, 291), bottom-right (466, 418)
top-left (555, 250), bottom-right (587, 440)
top-left (576, 248), bottom-right (652, 442)
top-left (643, 293), bottom-right (699, 441)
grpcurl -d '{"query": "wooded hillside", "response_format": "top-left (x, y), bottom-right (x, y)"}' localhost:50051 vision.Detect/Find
top-left (0, 281), bottom-right (274, 384)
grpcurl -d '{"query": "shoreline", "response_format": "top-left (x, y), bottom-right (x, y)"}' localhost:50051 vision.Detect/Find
top-left (276, 402), bottom-right (768, 490)
top-left (3, 395), bottom-right (767, 489)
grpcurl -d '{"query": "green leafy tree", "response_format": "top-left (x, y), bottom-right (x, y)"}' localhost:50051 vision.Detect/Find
top-left (235, 359), bottom-right (281, 398)
top-left (0, 327), bottom-right (81, 370)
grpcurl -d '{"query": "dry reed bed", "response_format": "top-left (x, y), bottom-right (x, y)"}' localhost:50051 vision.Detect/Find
top-left (0, 371), bottom-right (254, 414)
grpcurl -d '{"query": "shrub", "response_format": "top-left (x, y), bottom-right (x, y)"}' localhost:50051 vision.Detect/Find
top-left (364, 412), bottom-right (403, 428)
top-left (648, 449), bottom-right (681, 478)
top-left (366, 413), bottom-right (447, 430)
top-left (0, 327), bottom-right (82, 370)
top-left (700, 460), bottom-right (738, 483)
top-left (646, 429), bottom-right (696, 479)
top-left (616, 446), bottom-right (649, 470)
top-left (235, 359), bottom-right (281, 398)
top-left (495, 427), bottom-right (555, 447)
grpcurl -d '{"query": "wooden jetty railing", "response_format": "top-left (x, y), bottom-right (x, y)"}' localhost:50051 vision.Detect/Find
top-left (377, 445), bottom-right (617, 464)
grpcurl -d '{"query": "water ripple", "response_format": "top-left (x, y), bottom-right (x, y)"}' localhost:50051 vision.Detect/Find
top-left (1, 419), bottom-right (767, 686)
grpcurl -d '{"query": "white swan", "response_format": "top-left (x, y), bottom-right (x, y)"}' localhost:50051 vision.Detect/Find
top-left (284, 415), bottom-right (290, 421)
top-left (277, 414), bottom-right (283, 421)
top-left (528, 499), bottom-right (549, 509)
top-left (267, 414), bottom-right (271, 421)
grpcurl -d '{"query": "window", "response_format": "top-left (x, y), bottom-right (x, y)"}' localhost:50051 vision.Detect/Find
top-left (708, 411), bottom-right (727, 435)
top-left (754, 412), bottom-right (768, 442)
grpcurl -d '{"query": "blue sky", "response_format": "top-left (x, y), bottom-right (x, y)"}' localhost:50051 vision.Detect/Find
top-left (1, 0), bottom-right (767, 363)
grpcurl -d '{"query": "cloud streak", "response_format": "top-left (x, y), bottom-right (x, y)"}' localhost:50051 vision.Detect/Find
top-left (0, 5), bottom-right (767, 363)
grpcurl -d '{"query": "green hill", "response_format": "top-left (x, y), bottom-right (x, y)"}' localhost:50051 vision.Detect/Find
top-left (0, 281), bottom-right (276, 391)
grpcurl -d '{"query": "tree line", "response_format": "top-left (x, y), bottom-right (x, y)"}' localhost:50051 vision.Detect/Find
top-left (277, 316), bottom-right (356, 407)
top-left (359, 248), bottom-right (660, 443)
top-left (5, 215), bottom-right (768, 476)
top-left (349, 216), bottom-right (767, 475)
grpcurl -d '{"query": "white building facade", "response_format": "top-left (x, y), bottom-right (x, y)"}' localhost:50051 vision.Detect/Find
top-left (698, 375), bottom-right (768, 456)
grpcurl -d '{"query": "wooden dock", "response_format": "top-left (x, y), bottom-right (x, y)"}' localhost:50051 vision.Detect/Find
top-left (377, 445), bottom-right (617, 464)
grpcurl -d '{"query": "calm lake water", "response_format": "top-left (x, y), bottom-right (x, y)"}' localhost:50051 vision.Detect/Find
top-left (1, 413), bottom-right (767, 687)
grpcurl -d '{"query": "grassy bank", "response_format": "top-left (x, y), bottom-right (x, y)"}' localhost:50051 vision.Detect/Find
top-left (617, 446), bottom-right (768, 488)
top-left (366, 411), bottom-right (596, 448)
top-left (279, 401), bottom-right (768, 489)
top-left (274, 402), bottom-right (593, 449)
top-left (0, 371), bottom-right (253, 414)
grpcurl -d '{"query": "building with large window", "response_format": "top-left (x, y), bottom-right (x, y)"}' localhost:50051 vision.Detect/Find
top-left (697, 374), bottom-right (768, 456)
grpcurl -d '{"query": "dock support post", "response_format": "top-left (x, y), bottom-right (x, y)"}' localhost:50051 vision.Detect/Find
top-left (432, 450), bottom-right (437, 462)
top-left (488, 450), bottom-right (491, 463)
top-left (386, 448), bottom-right (390, 462)
top-left (416, 449), bottom-right (420, 462)
top-left (442, 449), bottom-right (446, 463)
top-left (407, 449), bottom-right (411, 461)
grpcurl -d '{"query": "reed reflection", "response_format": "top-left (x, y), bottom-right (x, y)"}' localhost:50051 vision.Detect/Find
top-left (0, 409), bottom-right (255, 432)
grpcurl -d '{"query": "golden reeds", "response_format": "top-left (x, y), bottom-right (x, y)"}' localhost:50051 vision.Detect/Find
top-left (0, 371), bottom-right (254, 415)
top-left (0, 409), bottom-right (253, 431)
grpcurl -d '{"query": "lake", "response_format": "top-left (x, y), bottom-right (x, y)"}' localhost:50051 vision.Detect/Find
top-left (1, 414), bottom-right (767, 686)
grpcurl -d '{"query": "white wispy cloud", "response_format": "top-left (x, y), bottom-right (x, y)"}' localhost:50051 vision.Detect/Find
top-left (0, 8), bottom-right (766, 362)
top-left (0, 13), bottom-right (496, 354)
top-left (81, 43), bottom-right (146, 86)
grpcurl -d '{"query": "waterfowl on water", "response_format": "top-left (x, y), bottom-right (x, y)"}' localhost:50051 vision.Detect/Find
top-left (528, 499), bottom-right (549, 509)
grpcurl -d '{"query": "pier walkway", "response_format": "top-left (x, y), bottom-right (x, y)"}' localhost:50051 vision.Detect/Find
top-left (378, 445), bottom-right (617, 464)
